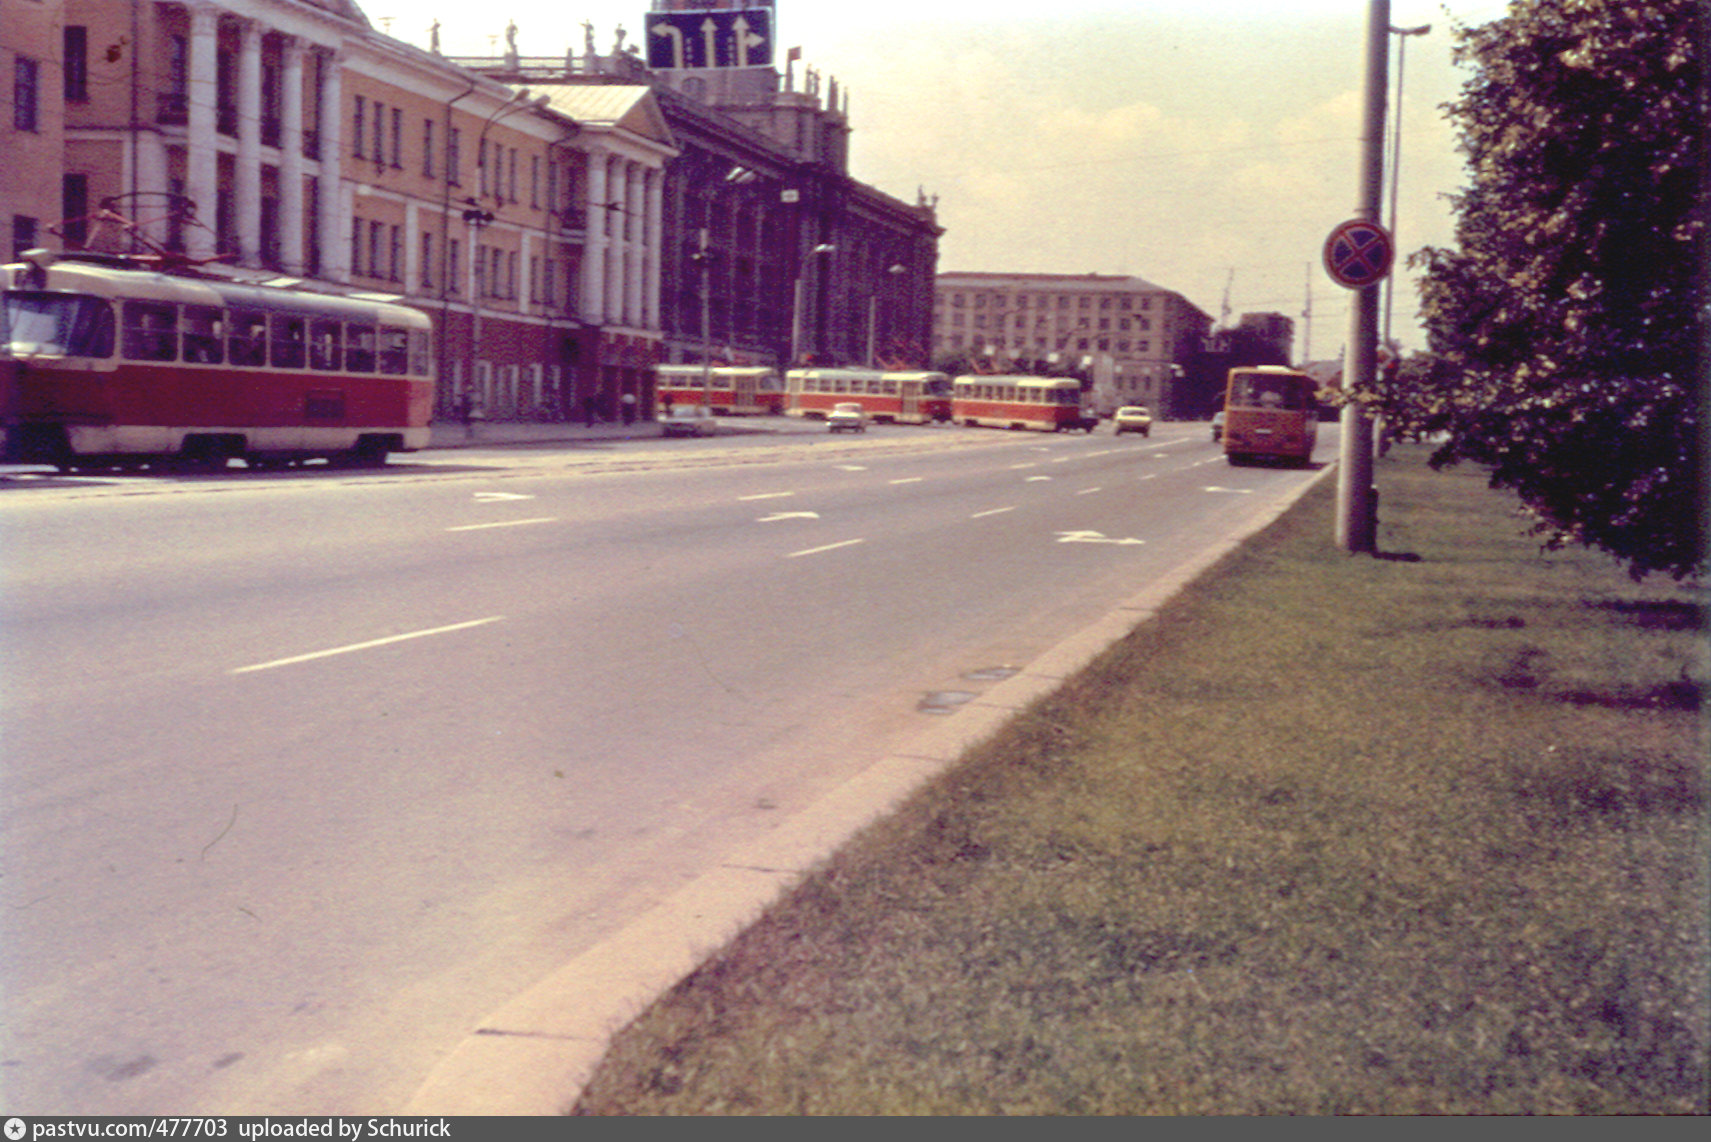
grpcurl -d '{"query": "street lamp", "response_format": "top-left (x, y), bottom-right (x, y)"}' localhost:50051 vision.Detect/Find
top-left (1383, 24), bottom-right (1430, 353)
top-left (789, 242), bottom-right (835, 366)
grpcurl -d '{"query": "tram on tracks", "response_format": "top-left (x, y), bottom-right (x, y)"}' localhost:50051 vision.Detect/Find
top-left (654, 365), bottom-right (785, 416)
top-left (784, 368), bottom-right (952, 424)
top-left (949, 374), bottom-right (1099, 432)
top-left (1, 248), bottom-right (434, 471)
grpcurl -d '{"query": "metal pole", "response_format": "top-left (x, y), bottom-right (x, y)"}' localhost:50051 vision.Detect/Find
top-left (1337, 0), bottom-right (1388, 554)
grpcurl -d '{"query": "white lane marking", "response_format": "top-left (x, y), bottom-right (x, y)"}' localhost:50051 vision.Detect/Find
top-left (889, 476), bottom-right (925, 485)
top-left (759, 511), bottom-right (821, 522)
top-left (231, 616), bottom-right (506, 675)
top-left (1140, 474), bottom-right (1159, 482)
top-left (1077, 487), bottom-right (1102, 495)
top-left (1009, 462), bottom-right (1039, 471)
top-left (835, 464), bottom-right (867, 471)
top-left (1203, 486), bottom-right (1255, 494)
top-left (739, 491), bottom-right (795, 501)
top-left (786, 538), bottom-right (865, 559)
top-left (1056, 530), bottom-right (1146, 546)
top-left (1026, 475), bottom-right (1053, 482)
top-left (445, 517), bottom-right (559, 532)
top-left (971, 506), bottom-right (1016, 519)
top-left (473, 492), bottom-right (535, 502)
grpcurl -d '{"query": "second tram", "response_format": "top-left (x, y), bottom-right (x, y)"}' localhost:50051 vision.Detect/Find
top-left (784, 368), bottom-right (952, 424)
top-left (950, 374), bottom-right (1099, 432)
top-left (654, 365), bottom-right (785, 416)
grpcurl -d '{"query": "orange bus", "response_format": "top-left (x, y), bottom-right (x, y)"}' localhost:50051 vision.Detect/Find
top-left (1221, 366), bottom-right (1319, 466)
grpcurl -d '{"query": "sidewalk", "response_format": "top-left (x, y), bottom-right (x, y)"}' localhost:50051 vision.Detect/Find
top-left (426, 416), bottom-right (666, 450)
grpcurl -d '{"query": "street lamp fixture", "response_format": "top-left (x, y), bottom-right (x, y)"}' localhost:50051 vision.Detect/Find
top-left (790, 242), bottom-right (835, 367)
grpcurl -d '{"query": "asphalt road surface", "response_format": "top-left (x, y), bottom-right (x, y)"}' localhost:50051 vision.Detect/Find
top-left (0, 419), bottom-right (1334, 1113)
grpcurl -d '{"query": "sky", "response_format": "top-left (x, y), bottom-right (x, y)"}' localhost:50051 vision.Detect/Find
top-left (356, 1), bottom-right (1522, 361)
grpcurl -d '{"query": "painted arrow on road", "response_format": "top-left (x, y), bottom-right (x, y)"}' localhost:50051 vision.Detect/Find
top-left (1055, 530), bottom-right (1146, 546)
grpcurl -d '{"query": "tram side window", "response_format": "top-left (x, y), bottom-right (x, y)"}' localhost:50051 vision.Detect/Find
top-left (182, 305), bottom-right (223, 364)
top-left (348, 325), bottom-right (379, 373)
top-left (408, 330), bottom-right (431, 376)
top-left (121, 300), bottom-right (177, 361)
top-left (270, 313), bottom-right (306, 369)
top-left (309, 318), bottom-right (342, 371)
top-left (377, 327), bottom-right (408, 375)
top-left (228, 310), bottom-right (268, 366)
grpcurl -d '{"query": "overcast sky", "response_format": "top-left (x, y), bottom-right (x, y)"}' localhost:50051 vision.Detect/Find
top-left (358, 1), bottom-right (1520, 360)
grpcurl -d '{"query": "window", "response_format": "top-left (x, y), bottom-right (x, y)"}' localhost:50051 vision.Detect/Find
top-left (531, 155), bottom-right (540, 208)
top-left (423, 120), bottom-right (435, 177)
top-left (447, 127), bottom-right (461, 186)
top-left (64, 27), bottom-right (88, 102)
top-left (478, 139), bottom-right (489, 198)
top-left (270, 313), bottom-right (306, 368)
top-left (309, 318), bottom-right (342, 370)
top-left (345, 324), bottom-right (376, 372)
top-left (227, 310), bottom-right (268, 365)
top-left (353, 95), bottom-right (366, 158)
top-left (61, 174), bottom-right (88, 247)
top-left (121, 300), bottom-right (177, 361)
top-left (350, 217), bottom-right (363, 276)
top-left (368, 220), bottom-right (382, 280)
top-left (448, 239), bottom-right (460, 294)
top-left (378, 327), bottom-right (409, 375)
top-left (182, 305), bottom-right (223, 363)
top-left (420, 231), bottom-right (434, 290)
top-left (390, 107), bottom-right (403, 168)
top-left (13, 56), bottom-right (39, 132)
top-left (389, 225), bottom-right (402, 282)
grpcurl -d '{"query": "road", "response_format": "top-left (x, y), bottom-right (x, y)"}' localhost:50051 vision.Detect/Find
top-left (0, 418), bottom-right (1334, 1114)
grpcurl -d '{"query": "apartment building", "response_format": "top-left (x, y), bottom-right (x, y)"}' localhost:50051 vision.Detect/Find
top-left (934, 271), bottom-right (1213, 417)
top-left (2, 0), bottom-right (67, 258)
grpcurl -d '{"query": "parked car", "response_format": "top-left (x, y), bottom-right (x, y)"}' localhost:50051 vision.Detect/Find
top-left (661, 404), bottom-right (716, 437)
top-left (1113, 406), bottom-right (1153, 436)
top-left (826, 401), bottom-right (868, 433)
top-left (1210, 410), bottom-right (1226, 442)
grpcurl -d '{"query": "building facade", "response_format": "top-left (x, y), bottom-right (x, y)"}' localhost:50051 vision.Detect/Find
top-left (452, 0), bottom-right (943, 375)
top-left (4, 1), bottom-right (938, 419)
top-left (933, 271), bottom-right (1213, 418)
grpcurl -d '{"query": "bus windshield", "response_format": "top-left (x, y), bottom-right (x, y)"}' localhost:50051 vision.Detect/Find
top-left (2, 291), bottom-right (116, 358)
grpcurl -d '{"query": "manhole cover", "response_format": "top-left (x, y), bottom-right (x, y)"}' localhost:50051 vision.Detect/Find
top-left (963, 666), bottom-right (1020, 682)
top-left (918, 690), bottom-right (978, 715)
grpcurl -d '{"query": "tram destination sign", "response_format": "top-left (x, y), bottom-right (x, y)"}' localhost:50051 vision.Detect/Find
top-left (647, 8), bottom-right (774, 70)
top-left (1322, 218), bottom-right (1394, 290)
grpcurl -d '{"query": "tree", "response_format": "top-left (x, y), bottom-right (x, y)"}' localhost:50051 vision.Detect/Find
top-left (1368, 0), bottom-right (1706, 579)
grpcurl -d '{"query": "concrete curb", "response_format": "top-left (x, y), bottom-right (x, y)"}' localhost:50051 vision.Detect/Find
top-left (402, 462), bottom-right (1338, 1116)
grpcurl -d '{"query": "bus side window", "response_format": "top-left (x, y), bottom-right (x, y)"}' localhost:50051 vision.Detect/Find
top-left (270, 313), bottom-right (306, 369)
top-left (377, 327), bottom-right (408, 375)
top-left (228, 310), bottom-right (268, 366)
top-left (346, 325), bottom-right (377, 373)
top-left (122, 300), bottom-right (177, 361)
top-left (309, 318), bottom-right (342, 370)
top-left (181, 305), bottom-right (223, 364)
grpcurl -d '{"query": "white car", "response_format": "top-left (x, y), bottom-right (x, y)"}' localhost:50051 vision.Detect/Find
top-left (660, 404), bottom-right (716, 437)
top-left (826, 402), bottom-right (868, 433)
top-left (1112, 406), bottom-right (1153, 436)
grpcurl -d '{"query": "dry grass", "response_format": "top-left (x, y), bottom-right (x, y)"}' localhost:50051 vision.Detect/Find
top-left (572, 448), bottom-right (1709, 1115)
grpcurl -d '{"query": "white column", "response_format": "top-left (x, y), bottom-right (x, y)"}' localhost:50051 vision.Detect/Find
top-left (316, 50), bottom-right (346, 281)
top-left (185, 2), bottom-right (220, 260)
top-left (132, 132), bottom-right (171, 249)
top-left (643, 166), bottom-right (663, 332)
top-left (605, 157), bottom-right (627, 326)
top-left (278, 38), bottom-right (305, 273)
top-left (235, 19), bottom-right (263, 265)
top-left (581, 152), bottom-right (607, 325)
top-left (625, 160), bottom-right (644, 327)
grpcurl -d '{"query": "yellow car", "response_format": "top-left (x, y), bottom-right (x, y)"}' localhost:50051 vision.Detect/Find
top-left (1113, 406), bottom-right (1153, 436)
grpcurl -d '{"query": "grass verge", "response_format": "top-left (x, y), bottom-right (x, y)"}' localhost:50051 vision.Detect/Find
top-left (572, 446), bottom-right (1709, 1115)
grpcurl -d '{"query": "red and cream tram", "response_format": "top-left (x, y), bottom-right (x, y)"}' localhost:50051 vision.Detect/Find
top-left (950, 374), bottom-right (1098, 432)
top-left (784, 368), bottom-right (952, 424)
top-left (654, 365), bottom-right (785, 416)
top-left (1, 249), bottom-right (434, 470)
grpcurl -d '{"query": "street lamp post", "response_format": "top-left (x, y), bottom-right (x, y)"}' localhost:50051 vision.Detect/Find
top-left (1383, 23), bottom-right (1430, 353)
top-left (789, 242), bottom-right (835, 366)
top-left (866, 263), bottom-right (906, 367)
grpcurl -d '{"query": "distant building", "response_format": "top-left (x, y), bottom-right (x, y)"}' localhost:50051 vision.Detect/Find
top-left (933, 271), bottom-right (1212, 417)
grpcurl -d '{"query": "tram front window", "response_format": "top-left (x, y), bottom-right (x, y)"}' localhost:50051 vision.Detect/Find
top-left (1, 291), bottom-right (115, 358)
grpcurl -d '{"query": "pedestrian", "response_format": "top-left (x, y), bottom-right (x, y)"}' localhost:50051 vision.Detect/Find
top-left (621, 391), bottom-right (637, 426)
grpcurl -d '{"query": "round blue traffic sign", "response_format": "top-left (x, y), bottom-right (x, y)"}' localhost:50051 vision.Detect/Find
top-left (1323, 219), bottom-right (1394, 289)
